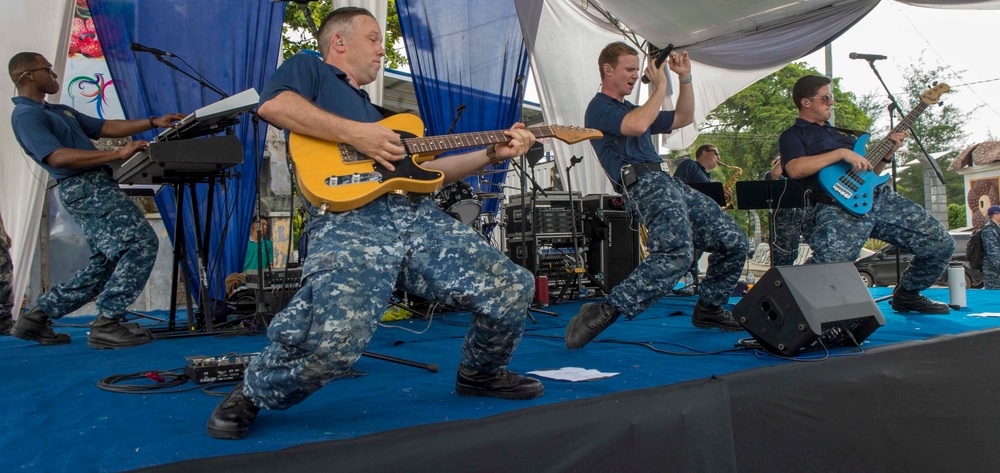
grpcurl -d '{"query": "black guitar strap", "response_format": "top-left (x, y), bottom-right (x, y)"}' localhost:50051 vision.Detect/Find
top-left (830, 125), bottom-right (866, 139)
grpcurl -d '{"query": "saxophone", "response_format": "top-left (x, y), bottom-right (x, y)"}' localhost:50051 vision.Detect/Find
top-left (717, 161), bottom-right (742, 210)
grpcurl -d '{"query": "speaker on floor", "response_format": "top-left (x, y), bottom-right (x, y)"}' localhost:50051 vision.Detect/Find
top-left (733, 262), bottom-right (885, 357)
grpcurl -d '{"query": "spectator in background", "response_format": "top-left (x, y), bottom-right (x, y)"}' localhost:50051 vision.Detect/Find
top-left (244, 217), bottom-right (273, 272)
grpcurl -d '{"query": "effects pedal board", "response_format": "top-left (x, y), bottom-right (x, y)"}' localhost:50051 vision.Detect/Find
top-left (184, 353), bottom-right (258, 384)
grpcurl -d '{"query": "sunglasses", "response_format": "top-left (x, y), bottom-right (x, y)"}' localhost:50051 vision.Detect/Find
top-left (808, 94), bottom-right (835, 104)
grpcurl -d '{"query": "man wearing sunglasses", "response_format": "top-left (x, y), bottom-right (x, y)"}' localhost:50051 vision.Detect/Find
top-left (778, 74), bottom-right (953, 314)
top-left (8, 52), bottom-right (186, 348)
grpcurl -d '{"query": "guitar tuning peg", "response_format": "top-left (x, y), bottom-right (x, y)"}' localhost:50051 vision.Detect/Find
top-left (938, 101), bottom-right (945, 107)
top-left (932, 81), bottom-right (938, 86)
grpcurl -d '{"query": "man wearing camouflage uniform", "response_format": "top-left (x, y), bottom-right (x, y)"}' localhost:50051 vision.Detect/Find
top-left (206, 7), bottom-right (543, 440)
top-left (983, 205), bottom-right (1000, 290)
top-left (0, 211), bottom-right (14, 334)
top-left (779, 75), bottom-right (953, 313)
top-left (564, 42), bottom-right (746, 350)
top-left (8, 51), bottom-right (185, 348)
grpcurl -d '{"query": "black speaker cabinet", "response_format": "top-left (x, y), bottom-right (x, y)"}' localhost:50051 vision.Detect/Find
top-left (733, 262), bottom-right (885, 357)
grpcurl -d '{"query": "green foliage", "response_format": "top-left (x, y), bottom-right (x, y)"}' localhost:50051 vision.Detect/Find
top-left (948, 203), bottom-right (967, 230)
top-left (280, 0), bottom-right (407, 69)
top-left (291, 208), bottom-right (305, 247)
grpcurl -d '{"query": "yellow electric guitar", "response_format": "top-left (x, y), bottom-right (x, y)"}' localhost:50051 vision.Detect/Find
top-left (288, 113), bottom-right (603, 212)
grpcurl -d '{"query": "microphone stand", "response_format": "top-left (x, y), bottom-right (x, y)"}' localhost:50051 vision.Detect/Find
top-left (862, 57), bottom-right (946, 287)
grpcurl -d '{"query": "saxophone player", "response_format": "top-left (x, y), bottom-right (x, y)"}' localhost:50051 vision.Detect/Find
top-left (565, 43), bottom-right (747, 351)
top-left (673, 144), bottom-right (733, 201)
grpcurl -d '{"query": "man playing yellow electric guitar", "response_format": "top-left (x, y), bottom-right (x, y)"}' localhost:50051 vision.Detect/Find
top-left (207, 7), bottom-right (545, 440)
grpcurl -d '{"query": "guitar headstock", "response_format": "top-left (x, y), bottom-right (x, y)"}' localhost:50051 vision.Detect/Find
top-left (547, 125), bottom-right (604, 144)
top-left (920, 82), bottom-right (950, 105)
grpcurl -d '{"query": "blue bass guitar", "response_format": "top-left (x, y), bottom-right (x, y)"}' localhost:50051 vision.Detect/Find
top-left (816, 82), bottom-right (949, 216)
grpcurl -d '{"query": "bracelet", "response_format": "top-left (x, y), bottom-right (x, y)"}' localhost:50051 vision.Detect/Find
top-left (678, 75), bottom-right (693, 85)
top-left (882, 156), bottom-right (894, 164)
top-left (486, 144), bottom-right (501, 166)
top-left (148, 116), bottom-right (157, 128)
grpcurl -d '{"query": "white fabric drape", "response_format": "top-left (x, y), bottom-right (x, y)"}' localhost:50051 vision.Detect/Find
top-left (0, 1), bottom-right (75, 319)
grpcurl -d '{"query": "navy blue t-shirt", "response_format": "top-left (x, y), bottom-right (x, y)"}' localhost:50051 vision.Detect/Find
top-left (10, 96), bottom-right (105, 180)
top-left (259, 53), bottom-right (384, 136)
top-left (584, 93), bottom-right (674, 189)
top-left (672, 158), bottom-right (711, 184)
top-left (778, 118), bottom-right (857, 191)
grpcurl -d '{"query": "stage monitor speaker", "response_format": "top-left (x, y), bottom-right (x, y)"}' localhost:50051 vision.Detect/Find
top-left (733, 262), bottom-right (884, 357)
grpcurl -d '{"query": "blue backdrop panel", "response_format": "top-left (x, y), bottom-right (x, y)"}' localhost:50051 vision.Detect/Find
top-left (87, 0), bottom-right (285, 303)
top-left (397, 0), bottom-right (531, 220)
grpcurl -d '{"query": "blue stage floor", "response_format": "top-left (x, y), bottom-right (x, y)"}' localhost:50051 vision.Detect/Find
top-left (1, 286), bottom-right (997, 472)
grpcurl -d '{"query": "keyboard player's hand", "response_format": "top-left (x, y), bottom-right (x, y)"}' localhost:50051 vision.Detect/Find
top-left (153, 113), bottom-right (187, 128)
top-left (116, 140), bottom-right (150, 160)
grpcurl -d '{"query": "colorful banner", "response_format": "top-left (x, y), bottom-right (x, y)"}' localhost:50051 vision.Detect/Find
top-left (60, 0), bottom-right (124, 119)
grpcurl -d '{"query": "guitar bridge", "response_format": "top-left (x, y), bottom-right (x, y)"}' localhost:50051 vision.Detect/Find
top-left (832, 182), bottom-right (853, 199)
top-left (325, 172), bottom-right (383, 186)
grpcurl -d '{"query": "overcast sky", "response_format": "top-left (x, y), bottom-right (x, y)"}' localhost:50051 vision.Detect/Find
top-left (801, 1), bottom-right (1000, 146)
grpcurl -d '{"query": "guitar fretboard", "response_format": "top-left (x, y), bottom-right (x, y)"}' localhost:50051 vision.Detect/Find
top-left (865, 102), bottom-right (928, 166)
top-left (401, 126), bottom-right (557, 155)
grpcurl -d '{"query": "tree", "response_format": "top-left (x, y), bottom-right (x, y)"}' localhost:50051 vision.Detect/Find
top-left (280, 0), bottom-right (407, 69)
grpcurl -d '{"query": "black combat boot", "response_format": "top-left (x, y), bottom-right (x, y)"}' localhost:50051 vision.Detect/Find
top-left (565, 301), bottom-right (620, 349)
top-left (207, 383), bottom-right (261, 440)
top-left (87, 316), bottom-right (151, 349)
top-left (456, 368), bottom-right (544, 400)
top-left (692, 300), bottom-right (744, 332)
top-left (11, 306), bottom-right (71, 345)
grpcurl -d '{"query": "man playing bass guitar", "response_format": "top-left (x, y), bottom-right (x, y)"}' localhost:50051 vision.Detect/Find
top-left (779, 74), bottom-right (953, 314)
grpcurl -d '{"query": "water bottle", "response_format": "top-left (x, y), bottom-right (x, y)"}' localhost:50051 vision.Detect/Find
top-left (746, 272), bottom-right (756, 292)
top-left (684, 273), bottom-right (693, 289)
top-left (947, 262), bottom-right (966, 308)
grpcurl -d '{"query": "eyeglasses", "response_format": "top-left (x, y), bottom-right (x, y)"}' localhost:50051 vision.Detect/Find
top-left (808, 94), bottom-right (835, 104)
top-left (705, 149), bottom-right (719, 155)
top-left (23, 66), bottom-right (56, 76)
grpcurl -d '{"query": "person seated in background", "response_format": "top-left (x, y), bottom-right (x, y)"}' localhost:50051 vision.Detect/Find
top-left (243, 217), bottom-right (273, 272)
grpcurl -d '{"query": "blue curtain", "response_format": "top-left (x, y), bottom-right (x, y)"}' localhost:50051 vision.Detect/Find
top-left (88, 0), bottom-right (285, 304)
top-left (396, 0), bottom-right (531, 224)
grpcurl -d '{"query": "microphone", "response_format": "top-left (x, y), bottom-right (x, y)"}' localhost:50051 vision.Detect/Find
top-left (130, 42), bottom-right (176, 57)
top-left (641, 43), bottom-right (674, 84)
top-left (570, 155), bottom-right (584, 165)
top-left (849, 52), bottom-right (887, 61)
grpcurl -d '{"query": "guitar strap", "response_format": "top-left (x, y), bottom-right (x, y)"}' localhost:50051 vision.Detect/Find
top-left (372, 104), bottom-right (397, 119)
top-left (830, 125), bottom-right (866, 139)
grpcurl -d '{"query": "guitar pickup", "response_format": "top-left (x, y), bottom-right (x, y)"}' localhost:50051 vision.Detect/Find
top-left (832, 182), bottom-right (853, 199)
top-left (325, 172), bottom-right (383, 186)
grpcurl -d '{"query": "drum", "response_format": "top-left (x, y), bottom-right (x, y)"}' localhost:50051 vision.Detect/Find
top-left (432, 181), bottom-right (481, 225)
